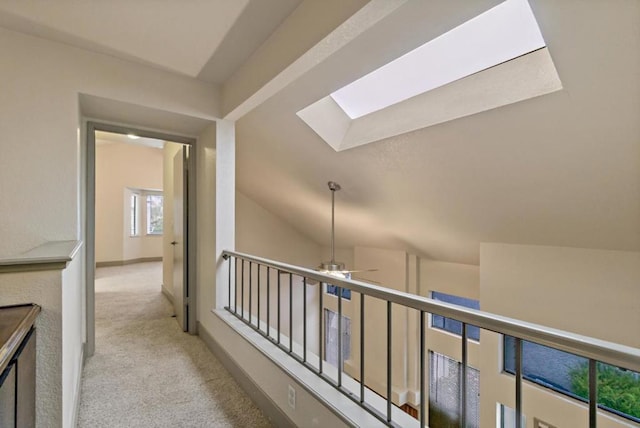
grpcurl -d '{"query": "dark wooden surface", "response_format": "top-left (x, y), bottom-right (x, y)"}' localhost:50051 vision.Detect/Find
top-left (16, 329), bottom-right (36, 428)
top-left (0, 363), bottom-right (16, 427)
top-left (0, 305), bottom-right (40, 376)
top-left (0, 304), bottom-right (39, 428)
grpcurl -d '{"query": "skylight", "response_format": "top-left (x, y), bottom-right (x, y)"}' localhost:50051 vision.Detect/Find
top-left (330, 0), bottom-right (546, 119)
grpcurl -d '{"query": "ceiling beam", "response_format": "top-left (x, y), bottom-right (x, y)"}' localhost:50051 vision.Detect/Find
top-left (221, 0), bottom-right (407, 121)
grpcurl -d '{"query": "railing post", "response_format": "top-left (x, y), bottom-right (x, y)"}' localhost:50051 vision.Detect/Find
top-left (360, 294), bottom-right (365, 403)
top-left (289, 273), bottom-right (293, 353)
top-left (227, 256), bottom-right (231, 310)
top-left (461, 323), bottom-right (468, 428)
top-left (218, 252), bottom-right (640, 428)
top-left (387, 301), bottom-right (392, 423)
top-left (249, 261), bottom-right (252, 324)
top-left (266, 267), bottom-right (270, 337)
top-left (420, 310), bottom-right (425, 428)
top-left (338, 287), bottom-right (343, 387)
top-left (241, 259), bottom-right (245, 318)
top-left (277, 270), bottom-right (281, 345)
top-left (303, 277), bottom-right (307, 363)
top-left (515, 337), bottom-right (523, 428)
top-left (319, 282), bottom-right (323, 375)
top-left (589, 359), bottom-right (597, 428)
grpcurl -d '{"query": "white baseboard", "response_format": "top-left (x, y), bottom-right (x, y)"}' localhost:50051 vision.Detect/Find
top-left (96, 257), bottom-right (162, 267)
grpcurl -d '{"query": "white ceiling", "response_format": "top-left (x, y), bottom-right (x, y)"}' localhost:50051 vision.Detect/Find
top-left (80, 94), bottom-right (214, 137)
top-left (95, 131), bottom-right (165, 150)
top-left (0, 0), bottom-right (300, 81)
top-left (233, 0), bottom-right (640, 264)
top-left (3, 0), bottom-right (638, 265)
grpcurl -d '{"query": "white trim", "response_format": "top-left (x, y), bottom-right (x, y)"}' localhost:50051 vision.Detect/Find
top-left (85, 121), bottom-right (198, 356)
top-left (211, 310), bottom-right (418, 427)
top-left (298, 47), bottom-right (562, 152)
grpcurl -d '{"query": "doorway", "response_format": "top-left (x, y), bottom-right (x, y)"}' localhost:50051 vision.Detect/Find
top-left (86, 122), bottom-right (197, 356)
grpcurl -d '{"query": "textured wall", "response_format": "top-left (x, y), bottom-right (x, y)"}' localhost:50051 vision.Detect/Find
top-left (0, 26), bottom-right (218, 258)
top-left (0, 270), bottom-right (63, 426)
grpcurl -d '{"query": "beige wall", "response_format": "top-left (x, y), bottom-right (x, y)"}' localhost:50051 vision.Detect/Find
top-left (236, 191), bottom-right (320, 266)
top-left (234, 190), bottom-right (322, 353)
top-left (417, 257), bottom-right (480, 416)
top-left (347, 247), bottom-right (411, 403)
top-left (345, 248), bottom-right (481, 410)
top-left (419, 259), bottom-right (479, 300)
top-left (343, 243), bottom-right (638, 427)
top-left (95, 142), bottom-right (164, 263)
top-left (479, 243), bottom-right (640, 428)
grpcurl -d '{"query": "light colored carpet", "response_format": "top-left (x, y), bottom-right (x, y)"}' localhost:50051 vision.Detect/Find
top-left (78, 262), bottom-right (271, 428)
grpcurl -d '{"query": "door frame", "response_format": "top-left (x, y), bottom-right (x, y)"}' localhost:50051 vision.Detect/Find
top-left (86, 121), bottom-right (198, 356)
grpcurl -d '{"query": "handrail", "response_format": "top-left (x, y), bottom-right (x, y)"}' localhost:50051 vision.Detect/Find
top-left (222, 250), bottom-right (640, 373)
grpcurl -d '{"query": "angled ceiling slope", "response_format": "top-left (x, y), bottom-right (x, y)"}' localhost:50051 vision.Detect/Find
top-left (0, 0), bottom-right (301, 83)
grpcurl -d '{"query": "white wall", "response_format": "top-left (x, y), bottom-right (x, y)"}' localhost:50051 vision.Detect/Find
top-left (479, 243), bottom-right (640, 428)
top-left (197, 168), bottom-right (364, 426)
top-left (0, 26), bottom-right (218, 428)
top-left (195, 123), bottom-right (218, 330)
top-left (0, 26), bottom-right (218, 259)
top-left (0, 247), bottom-right (84, 428)
top-left (61, 252), bottom-right (84, 428)
top-left (0, 269), bottom-right (63, 426)
top-left (95, 142), bottom-right (164, 263)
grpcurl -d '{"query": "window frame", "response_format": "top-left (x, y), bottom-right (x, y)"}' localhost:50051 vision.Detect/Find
top-left (129, 192), bottom-right (140, 237)
top-left (324, 272), bottom-right (352, 300)
top-left (429, 291), bottom-right (481, 342)
top-left (127, 188), bottom-right (163, 237)
top-left (502, 335), bottom-right (640, 424)
top-left (325, 283), bottom-right (352, 300)
top-left (324, 308), bottom-right (351, 370)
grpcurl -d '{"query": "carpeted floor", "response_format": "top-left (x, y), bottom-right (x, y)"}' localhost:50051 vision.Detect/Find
top-left (78, 262), bottom-right (271, 428)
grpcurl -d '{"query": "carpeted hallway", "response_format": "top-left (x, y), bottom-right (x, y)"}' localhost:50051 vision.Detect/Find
top-left (78, 262), bottom-right (271, 427)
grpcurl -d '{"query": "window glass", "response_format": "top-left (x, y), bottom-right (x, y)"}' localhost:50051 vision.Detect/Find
top-left (146, 194), bottom-right (163, 234)
top-left (429, 351), bottom-right (480, 427)
top-left (504, 336), bottom-right (640, 422)
top-left (325, 272), bottom-right (352, 299)
top-left (326, 284), bottom-right (351, 300)
top-left (431, 291), bottom-right (480, 341)
top-left (324, 309), bottom-right (351, 370)
top-left (497, 403), bottom-right (525, 428)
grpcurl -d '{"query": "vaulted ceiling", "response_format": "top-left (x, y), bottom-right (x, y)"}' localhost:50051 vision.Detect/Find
top-left (3, 0), bottom-right (638, 265)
